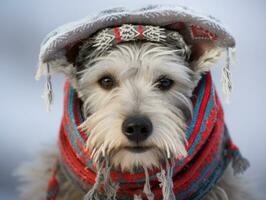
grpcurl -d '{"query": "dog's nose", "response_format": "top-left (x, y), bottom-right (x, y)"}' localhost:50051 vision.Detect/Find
top-left (122, 115), bottom-right (153, 143)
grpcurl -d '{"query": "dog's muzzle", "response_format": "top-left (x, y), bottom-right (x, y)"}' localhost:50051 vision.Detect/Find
top-left (122, 115), bottom-right (153, 143)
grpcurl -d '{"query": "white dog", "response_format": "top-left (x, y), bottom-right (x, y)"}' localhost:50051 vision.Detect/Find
top-left (17, 5), bottom-right (254, 200)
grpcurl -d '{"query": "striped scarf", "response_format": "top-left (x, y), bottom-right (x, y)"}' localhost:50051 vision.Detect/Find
top-left (47, 73), bottom-right (248, 200)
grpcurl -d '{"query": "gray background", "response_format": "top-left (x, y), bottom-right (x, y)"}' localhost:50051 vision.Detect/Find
top-left (0, 0), bottom-right (265, 199)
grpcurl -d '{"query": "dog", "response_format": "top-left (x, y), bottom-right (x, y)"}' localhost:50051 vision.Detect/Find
top-left (17, 5), bottom-right (254, 200)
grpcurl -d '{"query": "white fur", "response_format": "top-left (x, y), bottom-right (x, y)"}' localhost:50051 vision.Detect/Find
top-left (78, 43), bottom-right (194, 171)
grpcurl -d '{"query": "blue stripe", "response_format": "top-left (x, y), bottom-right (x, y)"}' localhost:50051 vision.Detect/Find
top-left (176, 145), bottom-right (222, 199)
top-left (190, 154), bottom-right (229, 200)
top-left (68, 88), bottom-right (85, 145)
top-left (200, 85), bottom-right (215, 133)
top-left (187, 86), bottom-right (214, 155)
top-left (186, 78), bottom-right (206, 140)
top-left (77, 108), bottom-right (84, 122)
top-left (175, 84), bottom-right (215, 167)
top-left (65, 124), bottom-right (81, 155)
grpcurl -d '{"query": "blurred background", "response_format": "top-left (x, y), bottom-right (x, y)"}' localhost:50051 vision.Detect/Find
top-left (0, 0), bottom-right (265, 199)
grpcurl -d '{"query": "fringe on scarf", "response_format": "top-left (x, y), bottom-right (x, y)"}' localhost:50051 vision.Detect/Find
top-left (83, 157), bottom-right (178, 200)
top-left (48, 150), bottom-right (248, 200)
top-left (143, 166), bottom-right (155, 200)
top-left (224, 125), bottom-right (250, 175)
top-left (231, 151), bottom-right (250, 175)
top-left (156, 159), bottom-right (175, 200)
top-left (84, 161), bottom-right (105, 200)
top-left (84, 157), bottom-right (119, 200)
top-left (103, 159), bottom-right (119, 200)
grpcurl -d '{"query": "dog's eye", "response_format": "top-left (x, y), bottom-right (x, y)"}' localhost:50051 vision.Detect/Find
top-left (98, 75), bottom-right (115, 90)
top-left (156, 76), bottom-right (174, 91)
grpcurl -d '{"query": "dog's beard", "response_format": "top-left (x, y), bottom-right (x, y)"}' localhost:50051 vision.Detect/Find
top-left (79, 97), bottom-right (190, 172)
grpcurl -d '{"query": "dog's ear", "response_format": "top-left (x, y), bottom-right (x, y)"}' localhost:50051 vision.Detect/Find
top-left (36, 43), bottom-right (82, 89)
top-left (187, 41), bottom-right (234, 103)
top-left (35, 44), bottom-right (83, 111)
top-left (189, 41), bottom-right (224, 75)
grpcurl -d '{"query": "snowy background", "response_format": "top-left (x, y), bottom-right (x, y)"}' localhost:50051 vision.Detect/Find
top-left (0, 0), bottom-right (265, 199)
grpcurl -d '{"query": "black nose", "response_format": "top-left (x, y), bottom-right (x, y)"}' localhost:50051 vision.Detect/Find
top-left (122, 115), bottom-right (153, 143)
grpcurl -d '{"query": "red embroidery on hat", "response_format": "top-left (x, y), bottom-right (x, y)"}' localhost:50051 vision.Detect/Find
top-left (113, 27), bottom-right (122, 43)
top-left (138, 25), bottom-right (144, 39)
top-left (190, 25), bottom-right (217, 40)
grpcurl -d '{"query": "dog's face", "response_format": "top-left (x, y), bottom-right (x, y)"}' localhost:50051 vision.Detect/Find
top-left (75, 42), bottom-right (195, 171)
top-left (63, 42), bottom-right (220, 172)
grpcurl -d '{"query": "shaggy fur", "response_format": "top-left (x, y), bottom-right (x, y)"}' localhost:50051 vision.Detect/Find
top-left (78, 42), bottom-right (194, 171)
top-left (18, 42), bottom-right (253, 199)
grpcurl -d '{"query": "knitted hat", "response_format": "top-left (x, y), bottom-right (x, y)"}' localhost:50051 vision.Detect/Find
top-left (36, 4), bottom-right (235, 110)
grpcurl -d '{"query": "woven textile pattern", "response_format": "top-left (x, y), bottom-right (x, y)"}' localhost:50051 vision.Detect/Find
top-left (54, 73), bottom-right (241, 199)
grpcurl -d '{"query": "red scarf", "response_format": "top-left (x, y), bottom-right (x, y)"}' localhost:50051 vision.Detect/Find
top-left (47, 73), bottom-right (248, 200)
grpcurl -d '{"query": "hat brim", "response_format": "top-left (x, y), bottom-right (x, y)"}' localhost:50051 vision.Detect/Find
top-left (39, 4), bottom-right (235, 65)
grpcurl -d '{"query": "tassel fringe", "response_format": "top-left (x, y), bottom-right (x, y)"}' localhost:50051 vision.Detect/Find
top-left (103, 160), bottom-right (119, 200)
top-left (84, 158), bottom-right (118, 200)
top-left (42, 63), bottom-right (53, 111)
top-left (226, 135), bottom-right (250, 175)
top-left (83, 158), bottom-right (176, 200)
top-left (143, 167), bottom-right (155, 200)
top-left (232, 153), bottom-right (250, 175)
top-left (156, 159), bottom-right (175, 200)
top-left (84, 162), bottom-right (104, 200)
top-left (221, 48), bottom-right (233, 103)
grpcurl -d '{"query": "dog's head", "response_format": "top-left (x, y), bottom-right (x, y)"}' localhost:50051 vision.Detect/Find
top-left (38, 24), bottom-right (224, 172)
top-left (50, 39), bottom-right (221, 172)
top-left (78, 42), bottom-right (193, 171)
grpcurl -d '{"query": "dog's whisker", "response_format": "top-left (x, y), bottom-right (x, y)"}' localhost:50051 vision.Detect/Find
top-left (161, 140), bottom-right (171, 159)
top-left (95, 144), bottom-right (105, 159)
top-left (101, 143), bottom-right (109, 158)
top-left (156, 127), bottom-right (185, 158)
top-left (86, 126), bottom-right (109, 147)
top-left (90, 147), bottom-right (97, 159)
